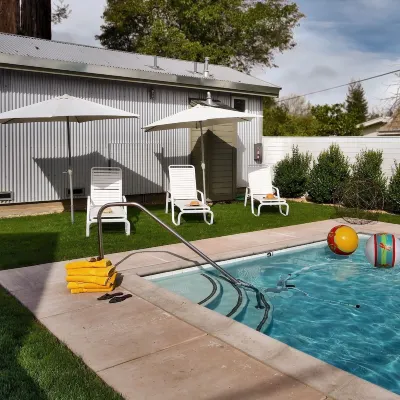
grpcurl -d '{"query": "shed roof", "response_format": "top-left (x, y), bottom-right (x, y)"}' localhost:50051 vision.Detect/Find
top-left (0, 33), bottom-right (280, 97)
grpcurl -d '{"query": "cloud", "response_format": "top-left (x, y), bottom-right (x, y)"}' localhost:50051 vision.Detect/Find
top-left (256, 0), bottom-right (400, 110)
top-left (52, 0), bottom-right (105, 47)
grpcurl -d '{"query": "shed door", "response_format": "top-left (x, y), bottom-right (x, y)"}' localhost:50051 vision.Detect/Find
top-left (190, 123), bottom-right (237, 201)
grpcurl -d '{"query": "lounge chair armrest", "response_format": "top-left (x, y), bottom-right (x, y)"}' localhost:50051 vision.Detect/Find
top-left (196, 190), bottom-right (205, 203)
top-left (272, 186), bottom-right (281, 198)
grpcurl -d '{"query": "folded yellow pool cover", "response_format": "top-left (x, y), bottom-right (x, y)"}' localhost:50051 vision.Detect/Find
top-left (65, 259), bottom-right (112, 270)
top-left (69, 273), bottom-right (117, 294)
top-left (66, 275), bottom-right (110, 286)
top-left (66, 266), bottom-right (115, 277)
top-left (70, 287), bottom-right (111, 294)
top-left (67, 273), bottom-right (117, 290)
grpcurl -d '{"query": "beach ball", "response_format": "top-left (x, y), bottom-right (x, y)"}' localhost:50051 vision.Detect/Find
top-left (327, 225), bottom-right (359, 255)
top-left (365, 233), bottom-right (400, 268)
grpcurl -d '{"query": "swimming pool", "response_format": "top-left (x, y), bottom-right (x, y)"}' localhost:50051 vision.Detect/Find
top-left (150, 235), bottom-right (400, 395)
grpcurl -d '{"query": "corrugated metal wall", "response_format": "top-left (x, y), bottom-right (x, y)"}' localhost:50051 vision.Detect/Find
top-left (262, 136), bottom-right (400, 178)
top-left (0, 69), bottom-right (262, 203)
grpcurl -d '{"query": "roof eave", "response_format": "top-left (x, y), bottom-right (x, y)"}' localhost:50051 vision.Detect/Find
top-left (0, 54), bottom-right (281, 97)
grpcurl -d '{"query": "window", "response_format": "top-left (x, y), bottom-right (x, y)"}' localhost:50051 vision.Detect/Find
top-left (232, 97), bottom-right (247, 112)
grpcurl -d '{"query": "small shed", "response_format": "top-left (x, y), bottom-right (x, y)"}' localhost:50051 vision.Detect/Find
top-left (0, 33), bottom-right (280, 204)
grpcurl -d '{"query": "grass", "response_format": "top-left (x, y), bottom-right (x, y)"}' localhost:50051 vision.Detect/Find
top-left (1, 200), bottom-right (400, 399)
top-left (0, 201), bottom-right (340, 270)
top-left (0, 288), bottom-right (123, 400)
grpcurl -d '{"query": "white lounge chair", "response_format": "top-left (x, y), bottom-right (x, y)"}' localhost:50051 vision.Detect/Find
top-left (245, 167), bottom-right (289, 217)
top-left (165, 165), bottom-right (214, 226)
top-left (86, 167), bottom-right (130, 237)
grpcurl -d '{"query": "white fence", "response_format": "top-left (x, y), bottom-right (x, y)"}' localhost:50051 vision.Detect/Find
top-left (262, 137), bottom-right (400, 178)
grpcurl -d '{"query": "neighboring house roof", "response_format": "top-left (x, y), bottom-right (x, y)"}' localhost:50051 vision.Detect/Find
top-left (356, 116), bottom-right (391, 129)
top-left (379, 112), bottom-right (400, 134)
top-left (0, 33), bottom-right (280, 97)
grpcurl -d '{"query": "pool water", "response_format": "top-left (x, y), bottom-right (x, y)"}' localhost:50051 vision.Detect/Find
top-left (151, 236), bottom-right (400, 394)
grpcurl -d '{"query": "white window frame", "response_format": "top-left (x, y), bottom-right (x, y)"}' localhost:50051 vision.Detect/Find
top-left (231, 97), bottom-right (248, 112)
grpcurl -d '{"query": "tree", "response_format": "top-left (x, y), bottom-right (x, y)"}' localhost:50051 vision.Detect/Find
top-left (346, 80), bottom-right (368, 124)
top-left (311, 103), bottom-right (361, 136)
top-left (52, 0), bottom-right (71, 25)
top-left (279, 94), bottom-right (311, 116)
top-left (0, 0), bottom-right (71, 39)
top-left (97, 0), bottom-right (304, 72)
top-left (263, 97), bottom-right (317, 136)
top-left (0, 0), bottom-right (19, 34)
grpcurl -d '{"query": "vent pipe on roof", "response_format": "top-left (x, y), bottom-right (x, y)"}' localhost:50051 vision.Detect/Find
top-left (204, 57), bottom-right (209, 78)
top-left (154, 55), bottom-right (158, 69)
top-left (194, 61), bottom-right (198, 73)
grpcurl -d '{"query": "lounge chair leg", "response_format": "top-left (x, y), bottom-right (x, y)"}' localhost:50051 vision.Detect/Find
top-left (244, 188), bottom-right (248, 207)
top-left (125, 221), bottom-right (131, 235)
top-left (257, 204), bottom-right (262, 217)
top-left (279, 203), bottom-right (289, 216)
top-left (86, 222), bottom-right (91, 237)
top-left (177, 212), bottom-right (183, 226)
top-left (165, 193), bottom-right (169, 214)
top-left (203, 211), bottom-right (214, 225)
top-left (171, 204), bottom-right (182, 226)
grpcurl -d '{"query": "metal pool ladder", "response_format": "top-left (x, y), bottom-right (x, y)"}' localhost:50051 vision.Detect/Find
top-left (96, 202), bottom-right (270, 324)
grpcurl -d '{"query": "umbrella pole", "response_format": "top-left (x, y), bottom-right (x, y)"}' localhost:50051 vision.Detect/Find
top-left (199, 121), bottom-right (207, 201)
top-left (66, 117), bottom-right (74, 224)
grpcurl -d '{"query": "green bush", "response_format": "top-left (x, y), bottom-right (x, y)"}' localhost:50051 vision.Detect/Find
top-left (273, 146), bottom-right (312, 198)
top-left (308, 144), bottom-right (350, 204)
top-left (347, 149), bottom-right (387, 209)
top-left (387, 161), bottom-right (400, 213)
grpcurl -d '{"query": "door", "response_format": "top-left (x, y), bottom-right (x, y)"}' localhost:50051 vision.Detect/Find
top-left (190, 123), bottom-right (237, 201)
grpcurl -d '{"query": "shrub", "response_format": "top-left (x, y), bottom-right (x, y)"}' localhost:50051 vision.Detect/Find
top-left (308, 144), bottom-right (350, 204)
top-left (347, 149), bottom-right (387, 209)
top-left (387, 161), bottom-right (400, 213)
top-left (273, 146), bottom-right (312, 198)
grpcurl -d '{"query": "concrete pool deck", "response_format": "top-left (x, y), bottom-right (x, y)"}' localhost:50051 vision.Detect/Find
top-left (1, 219), bottom-right (400, 400)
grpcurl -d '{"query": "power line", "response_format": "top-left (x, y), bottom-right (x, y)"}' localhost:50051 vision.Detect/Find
top-left (277, 68), bottom-right (400, 102)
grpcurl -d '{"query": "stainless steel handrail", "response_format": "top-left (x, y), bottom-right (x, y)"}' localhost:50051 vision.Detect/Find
top-left (96, 202), bottom-right (264, 308)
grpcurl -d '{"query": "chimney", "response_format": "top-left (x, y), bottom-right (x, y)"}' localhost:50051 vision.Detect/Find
top-left (154, 55), bottom-right (158, 69)
top-left (203, 57), bottom-right (209, 78)
top-left (194, 61), bottom-right (198, 73)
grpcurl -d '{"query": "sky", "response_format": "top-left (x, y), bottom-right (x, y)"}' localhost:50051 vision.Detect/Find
top-left (52, 0), bottom-right (400, 111)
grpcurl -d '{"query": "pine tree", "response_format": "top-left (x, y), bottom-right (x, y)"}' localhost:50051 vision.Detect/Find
top-left (346, 80), bottom-right (368, 124)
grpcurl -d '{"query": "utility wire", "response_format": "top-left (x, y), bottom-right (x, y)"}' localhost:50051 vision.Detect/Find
top-left (277, 68), bottom-right (400, 102)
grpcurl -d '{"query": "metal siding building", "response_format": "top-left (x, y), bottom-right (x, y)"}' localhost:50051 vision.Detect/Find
top-left (0, 33), bottom-right (279, 204)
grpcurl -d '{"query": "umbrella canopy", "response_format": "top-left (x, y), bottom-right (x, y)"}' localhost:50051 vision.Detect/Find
top-left (144, 104), bottom-right (259, 132)
top-left (0, 94), bottom-right (139, 223)
top-left (144, 103), bottom-right (261, 201)
top-left (0, 94), bottom-right (138, 123)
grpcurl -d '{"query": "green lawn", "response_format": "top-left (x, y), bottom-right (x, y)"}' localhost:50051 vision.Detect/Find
top-left (0, 201), bottom-right (340, 270)
top-left (1, 201), bottom-right (400, 400)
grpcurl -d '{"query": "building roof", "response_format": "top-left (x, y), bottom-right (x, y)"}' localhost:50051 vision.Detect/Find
top-left (379, 112), bottom-right (400, 133)
top-left (0, 33), bottom-right (280, 97)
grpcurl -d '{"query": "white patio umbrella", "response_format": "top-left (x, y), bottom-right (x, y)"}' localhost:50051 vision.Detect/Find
top-left (144, 96), bottom-right (261, 200)
top-left (0, 94), bottom-right (139, 223)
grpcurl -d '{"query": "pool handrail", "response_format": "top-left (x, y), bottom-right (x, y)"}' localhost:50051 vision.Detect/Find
top-left (96, 201), bottom-right (264, 309)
